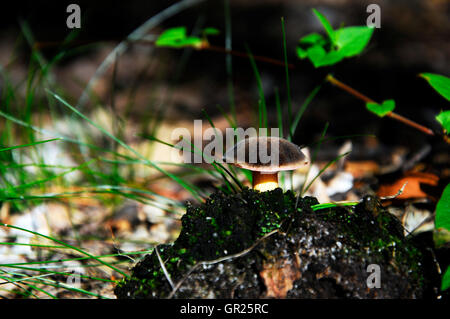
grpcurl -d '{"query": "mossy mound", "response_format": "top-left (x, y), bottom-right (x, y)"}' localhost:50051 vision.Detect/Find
top-left (115, 188), bottom-right (431, 299)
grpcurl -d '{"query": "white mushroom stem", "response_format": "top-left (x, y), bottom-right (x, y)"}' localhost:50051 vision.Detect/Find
top-left (252, 171), bottom-right (279, 192)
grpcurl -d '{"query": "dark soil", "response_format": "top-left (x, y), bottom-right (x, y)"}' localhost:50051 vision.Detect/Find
top-left (115, 188), bottom-right (438, 299)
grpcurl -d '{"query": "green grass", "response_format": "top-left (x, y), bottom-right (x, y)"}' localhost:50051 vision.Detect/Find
top-left (0, 10), bottom-right (210, 298)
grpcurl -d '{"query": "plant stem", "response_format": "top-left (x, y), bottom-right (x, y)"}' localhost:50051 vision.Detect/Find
top-left (326, 74), bottom-right (435, 137)
top-left (205, 44), bottom-right (295, 69)
top-left (203, 45), bottom-right (437, 139)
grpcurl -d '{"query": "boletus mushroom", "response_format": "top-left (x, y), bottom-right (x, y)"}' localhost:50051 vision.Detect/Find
top-left (223, 136), bottom-right (309, 192)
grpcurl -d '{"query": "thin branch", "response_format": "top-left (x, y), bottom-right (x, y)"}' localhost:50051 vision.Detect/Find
top-left (326, 74), bottom-right (436, 137)
top-left (205, 44), bottom-right (295, 69)
top-left (168, 229), bottom-right (279, 298)
top-left (155, 246), bottom-right (175, 290)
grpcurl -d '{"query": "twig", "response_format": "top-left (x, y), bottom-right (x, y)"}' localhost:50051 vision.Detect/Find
top-left (77, 0), bottom-right (206, 108)
top-left (326, 74), bottom-right (436, 137)
top-left (379, 182), bottom-right (407, 200)
top-left (204, 44), bottom-right (295, 69)
top-left (155, 246), bottom-right (175, 290)
top-left (167, 229), bottom-right (279, 298)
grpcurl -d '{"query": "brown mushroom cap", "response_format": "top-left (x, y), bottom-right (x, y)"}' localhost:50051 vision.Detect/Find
top-left (223, 136), bottom-right (308, 172)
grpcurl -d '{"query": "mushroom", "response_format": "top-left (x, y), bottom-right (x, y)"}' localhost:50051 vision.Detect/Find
top-left (223, 136), bottom-right (309, 192)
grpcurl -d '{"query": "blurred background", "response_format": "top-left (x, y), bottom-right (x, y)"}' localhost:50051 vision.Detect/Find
top-left (2, 0), bottom-right (449, 145)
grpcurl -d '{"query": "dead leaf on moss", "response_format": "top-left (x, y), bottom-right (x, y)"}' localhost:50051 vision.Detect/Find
top-left (260, 258), bottom-right (301, 298)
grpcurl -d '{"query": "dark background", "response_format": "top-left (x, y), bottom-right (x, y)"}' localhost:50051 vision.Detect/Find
top-left (1, 0), bottom-right (449, 151)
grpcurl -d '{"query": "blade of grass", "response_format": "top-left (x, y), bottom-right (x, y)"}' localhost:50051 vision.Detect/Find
top-left (281, 17), bottom-right (293, 140)
top-left (0, 110), bottom-right (140, 162)
top-left (23, 276), bottom-right (111, 299)
top-left (0, 273), bottom-right (54, 286)
top-left (144, 134), bottom-right (241, 192)
top-left (47, 90), bottom-right (204, 202)
top-left (300, 122), bottom-right (329, 196)
top-left (0, 222), bottom-right (129, 278)
top-left (0, 138), bottom-right (60, 153)
top-left (0, 271), bottom-right (56, 299)
top-left (215, 104), bottom-right (237, 129)
top-left (311, 201), bottom-right (359, 211)
top-left (274, 88), bottom-right (286, 189)
top-left (312, 8), bottom-right (335, 43)
top-left (246, 45), bottom-right (267, 129)
top-left (6, 159), bottom-right (96, 191)
top-left (1, 265), bottom-right (114, 283)
top-left (224, 0), bottom-right (236, 124)
top-left (302, 151), bottom-right (350, 196)
top-left (201, 109), bottom-right (244, 190)
top-left (0, 242), bottom-right (68, 249)
top-left (290, 82), bottom-right (323, 136)
top-left (0, 250), bottom-right (152, 268)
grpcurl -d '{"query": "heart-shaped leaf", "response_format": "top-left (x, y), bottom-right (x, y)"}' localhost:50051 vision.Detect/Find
top-left (366, 100), bottom-right (395, 117)
top-left (335, 26), bottom-right (374, 57)
top-left (156, 27), bottom-right (187, 46)
top-left (156, 26), bottom-right (216, 49)
top-left (436, 110), bottom-right (450, 133)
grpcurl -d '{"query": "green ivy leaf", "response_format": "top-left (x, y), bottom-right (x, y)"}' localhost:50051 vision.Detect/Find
top-left (335, 26), bottom-right (374, 57)
top-left (202, 27), bottom-right (220, 36)
top-left (296, 47), bottom-right (308, 59)
top-left (299, 32), bottom-right (326, 46)
top-left (306, 45), bottom-right (327, 67)
top-left (366, 100), bottom-right (395, 117)
top-left (316, 50), bottom-right (345, 67)
top-left (436, 183), bottom-right (450, 232)
top-left (297, 9), bottom-right (374, 68)
top-left (435, 184), bottom-right (450, 292)
top-left (433, 228), bottom-right (450, 248)
top-left (156, 27), bottom-right (187, 47)
top-left (442, 266), bottom-right (450, 291)
top-left (312, 8), bottom-right (335, 43)
top-left (420, 73), bottom-right (450, 101)
top-left (436, 110), bottom-right (450, 134)
top-left (297, 33), bottom-right (327, 60)
top-left (156, 26), bottom-right (210, 49)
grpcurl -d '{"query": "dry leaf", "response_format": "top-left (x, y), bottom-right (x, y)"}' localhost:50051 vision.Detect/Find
top-left (260, 258), bottom-right (301, 298)
top-left (377, 171), bottom-right (439, 200)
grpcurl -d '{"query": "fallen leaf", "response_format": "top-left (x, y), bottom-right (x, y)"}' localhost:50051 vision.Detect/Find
top-left (260, 258), bottom-right (301, 298)
top-left (377, 171), bottom-right (439, 200)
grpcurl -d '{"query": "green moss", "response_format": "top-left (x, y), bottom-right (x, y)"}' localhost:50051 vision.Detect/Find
top-left (115, 189), bottom-right (425, 298)
top-left (316, 195), bottom-right (424, 285)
